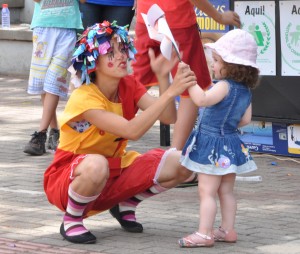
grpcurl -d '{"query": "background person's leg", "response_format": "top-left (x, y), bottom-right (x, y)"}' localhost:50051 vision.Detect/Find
top-left (171, 97), bottom-right (198, 150)
top-left (40, 93), bottom-right (59, 131)
top-left (172, 98), bottom-right (199, 187)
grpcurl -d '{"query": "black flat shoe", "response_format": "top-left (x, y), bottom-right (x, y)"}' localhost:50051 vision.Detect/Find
top-left (176, 174), bottom-right (198, 188)
top-left (109, 205), bottom-right (143, 233)
top-left (60, 223), bottom-right (96, 244)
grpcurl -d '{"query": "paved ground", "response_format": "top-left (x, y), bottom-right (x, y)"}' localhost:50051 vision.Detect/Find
top-left (0, 75), bottom-right (300, 254)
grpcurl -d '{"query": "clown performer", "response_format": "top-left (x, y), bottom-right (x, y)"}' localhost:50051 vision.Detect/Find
top-left (43, 21), bottom-right (197, 244)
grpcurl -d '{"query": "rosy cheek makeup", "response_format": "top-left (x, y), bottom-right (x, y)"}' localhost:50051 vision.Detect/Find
top-left (108, 62), bottom-right (114, 68)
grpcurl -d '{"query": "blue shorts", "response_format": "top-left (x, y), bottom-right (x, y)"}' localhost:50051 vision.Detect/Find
top-left (28, 27), bottom-right (76, 98)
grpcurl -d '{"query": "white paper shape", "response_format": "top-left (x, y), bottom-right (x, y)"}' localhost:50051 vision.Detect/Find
top-left (68, 65), bottom-right (82, 88)
top-left (141, 4), bottom-right (180, 61)
top-left (147, 3), bottom-right (164, 28)
top-left (160, 36), bottom-right (173, 62)
top-left (141, 13), bottom-right (164, 41)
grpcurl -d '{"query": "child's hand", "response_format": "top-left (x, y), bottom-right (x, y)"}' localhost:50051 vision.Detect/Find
top-left (148, 48), bottom-right (179, 79)
top-left (219, 11), bottom-right (241, 28)
top-left (169, 62), bottom-right (197, 96)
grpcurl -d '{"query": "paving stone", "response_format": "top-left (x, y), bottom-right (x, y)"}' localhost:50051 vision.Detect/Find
top-left (0, 75), bottom-right (300, 253)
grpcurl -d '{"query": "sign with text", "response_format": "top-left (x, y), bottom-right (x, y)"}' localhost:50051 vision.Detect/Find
top-left (234, 1), bottom-right (276, 76)
top-left (195, 0), bottom-right (230, 33)
top-left (239, 121), bottom-right (300, 158)
top-left (280, 1), bottom-right (300, 76)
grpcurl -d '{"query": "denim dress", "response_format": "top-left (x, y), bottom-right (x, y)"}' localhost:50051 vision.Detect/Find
top-left (180, 79), bottom-right (257, 175)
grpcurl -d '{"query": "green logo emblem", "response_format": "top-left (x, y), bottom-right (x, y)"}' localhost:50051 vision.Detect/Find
top-left (247, 22), bottom-right (271, 55)
top-left (285, 23), bottom-right (300, 57)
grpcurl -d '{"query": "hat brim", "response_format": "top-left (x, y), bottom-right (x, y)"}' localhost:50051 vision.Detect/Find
top-left (205, 43), bottom-right (259, 69)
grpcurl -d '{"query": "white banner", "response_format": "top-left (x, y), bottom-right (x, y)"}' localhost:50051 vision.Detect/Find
top-left (234, 1), bottom-right (276, 75)
top-left (280, 1), bottom-right (300, 76)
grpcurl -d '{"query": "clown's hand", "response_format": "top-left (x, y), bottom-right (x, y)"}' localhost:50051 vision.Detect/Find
top-left (148, 48), bottom-right (180, 80)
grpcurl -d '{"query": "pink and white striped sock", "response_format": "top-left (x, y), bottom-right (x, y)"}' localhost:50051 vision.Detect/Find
top-left (119, 184), bottom-right (168, 221)
top-left (63, 186), bottom-right (99, 237)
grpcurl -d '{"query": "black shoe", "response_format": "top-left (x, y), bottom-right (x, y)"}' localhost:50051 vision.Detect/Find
top-left (60, 223), bottom-right (96, 244)
top-left (23, 131), bottom-right (47, 156)
top-left (109, 205), bottom-right (143, 233)
top-left (47, 128), bottom-right (60, 150)
top-left (176, 174), bottom-right (198, 188)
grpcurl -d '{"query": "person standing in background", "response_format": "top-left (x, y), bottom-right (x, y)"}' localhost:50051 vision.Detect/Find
top-left (132, 0), bottom-right (241, 186)
top-left (79, 0), bottom-right (136, 29)
top-left (24, 0), bottom-right (85, 156)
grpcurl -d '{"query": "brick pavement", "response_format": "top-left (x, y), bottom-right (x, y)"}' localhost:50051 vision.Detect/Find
top-left (0, 75), bottom-right (300, 254)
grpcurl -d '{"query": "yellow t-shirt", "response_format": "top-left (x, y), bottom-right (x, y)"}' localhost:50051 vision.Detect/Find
top-left (58, 76), bottom-right (147, 168)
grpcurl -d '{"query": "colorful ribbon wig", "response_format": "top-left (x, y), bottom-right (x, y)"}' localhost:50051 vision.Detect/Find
top-left (71, 20), bottom-right (137, 84)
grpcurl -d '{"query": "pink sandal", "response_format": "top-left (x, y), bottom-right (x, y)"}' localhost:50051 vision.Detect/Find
top-left (178, 231), bottom-right (214, 247)
top-left (213, 227), bottom-right (237, 242)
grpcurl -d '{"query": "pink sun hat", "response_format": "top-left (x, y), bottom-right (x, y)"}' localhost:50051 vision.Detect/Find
top-left (205, 29), bottom-right (259, 69)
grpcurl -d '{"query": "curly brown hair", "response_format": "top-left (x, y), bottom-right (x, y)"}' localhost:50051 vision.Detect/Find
top-left (220, 61), bottom-right (260, 89)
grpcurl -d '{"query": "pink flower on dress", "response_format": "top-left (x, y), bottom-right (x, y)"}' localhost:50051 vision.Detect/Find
top-left (216, 155), bottom-right (231, 169)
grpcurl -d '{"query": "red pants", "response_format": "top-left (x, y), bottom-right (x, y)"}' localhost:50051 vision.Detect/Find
top-left (44, 148), bottom-right (166, 217)
top-left (132, 22), bottom-right (211, 96)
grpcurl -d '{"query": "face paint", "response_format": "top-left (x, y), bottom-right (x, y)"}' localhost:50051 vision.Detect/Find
top-left (108, 42), bottom-right (115, 61)
top-left (108, 62), bottom-right (114, 68)
top-left (108, 51), bottom-right (114, 61)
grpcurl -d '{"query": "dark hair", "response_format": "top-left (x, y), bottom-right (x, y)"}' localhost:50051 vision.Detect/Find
top-left (89, 72), bottom-right (96, 83)
top-left (221, 61), bottom-right (260, 89)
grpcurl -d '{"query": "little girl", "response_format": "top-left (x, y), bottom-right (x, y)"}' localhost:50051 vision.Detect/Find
top-left (178, 29), bottom-right (260, 248)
